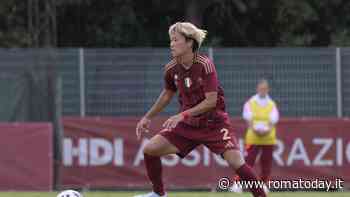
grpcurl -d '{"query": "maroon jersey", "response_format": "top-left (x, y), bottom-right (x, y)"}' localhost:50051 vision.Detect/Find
top-left (164, 54), bottom-right (229, 128)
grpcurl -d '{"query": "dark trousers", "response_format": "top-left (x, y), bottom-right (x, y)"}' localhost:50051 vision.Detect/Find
top-left (244, 144), bottom-right (274, 183)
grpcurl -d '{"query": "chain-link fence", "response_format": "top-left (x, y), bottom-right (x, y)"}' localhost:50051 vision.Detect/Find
top-left (0, 47), bottom-right (348, 119)
top-left (214, 48), bottom-right (337, 117)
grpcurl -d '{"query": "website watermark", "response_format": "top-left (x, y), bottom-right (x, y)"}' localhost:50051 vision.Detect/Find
top-left (218, 177), bottom-right (344, 191)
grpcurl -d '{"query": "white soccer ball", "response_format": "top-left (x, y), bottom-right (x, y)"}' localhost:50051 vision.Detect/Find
top-left (57, 190), bottom-right (83, 197)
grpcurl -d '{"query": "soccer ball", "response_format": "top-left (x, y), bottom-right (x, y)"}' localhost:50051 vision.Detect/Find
top-left (57, 190), bottom-right (82, 197)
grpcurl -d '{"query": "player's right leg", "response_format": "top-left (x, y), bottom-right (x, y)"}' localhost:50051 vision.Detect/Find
top-left (134, 134), bottom-right (179, 197)
top-left (136, 127), bottom-right (198, 197)
top-left (203, 123), bottom-right (267, 197)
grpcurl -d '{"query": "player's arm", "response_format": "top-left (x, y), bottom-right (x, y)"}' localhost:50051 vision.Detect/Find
top-left (163, 91), bottom-right (217, 130)
top-left (162, 91), bottom-right (216, 130)
top-left (136, 68), bottom-right (176, 139)
top-left (182, 60), bottom-right (219, 117)
top-left (182, 91), bottom-right (217, 117)
top-left (163, 59), bottom-right (219, 130)
top-left (145, 67), bottom-right (177, 119)
top-left (136, 89), bottom-right (175, 139)
top-left (144, 89), bottom-right (175, 119)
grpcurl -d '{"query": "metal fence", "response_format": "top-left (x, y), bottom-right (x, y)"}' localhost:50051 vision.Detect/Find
top-left (0, 47), bottom-right (348, 118)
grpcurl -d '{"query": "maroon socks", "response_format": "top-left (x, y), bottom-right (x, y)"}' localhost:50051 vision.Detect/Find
top-left (236, 164), bottom-right (267, 197)
top-left (144, 153), bottom-right (265, 197)
top-left (144, 153), bottom-right (165, 196)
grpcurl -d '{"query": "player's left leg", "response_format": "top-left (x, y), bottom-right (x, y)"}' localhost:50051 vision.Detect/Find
top-left (205, 124), bottom-right (267, 197)
top-left (223, 149), bottom-right (267, 197)
top-left (230, 144), bottom-right (260, 193)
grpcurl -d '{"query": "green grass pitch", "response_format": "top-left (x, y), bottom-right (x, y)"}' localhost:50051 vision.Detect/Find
top-left (0, 191), bottom-right (349, 197)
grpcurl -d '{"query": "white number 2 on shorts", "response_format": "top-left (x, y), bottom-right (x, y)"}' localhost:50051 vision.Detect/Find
top-left (220, 128), bottom-right (231, 140)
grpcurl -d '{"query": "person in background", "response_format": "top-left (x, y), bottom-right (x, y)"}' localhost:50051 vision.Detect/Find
top-left (231, 79), bottom-right (279, 194)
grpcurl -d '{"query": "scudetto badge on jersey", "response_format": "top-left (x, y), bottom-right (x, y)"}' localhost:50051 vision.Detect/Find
top-left (184, 77), bottom-right (192, 88)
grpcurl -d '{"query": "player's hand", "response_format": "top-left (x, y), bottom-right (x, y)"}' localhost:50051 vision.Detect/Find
top-left (163, 114), bottom-right (184, 130)
top-left (136, 117), bottom-right (151, 140)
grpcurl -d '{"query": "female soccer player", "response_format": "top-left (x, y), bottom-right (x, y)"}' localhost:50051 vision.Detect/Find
top-left (135, 22), bottom-right (267, 197)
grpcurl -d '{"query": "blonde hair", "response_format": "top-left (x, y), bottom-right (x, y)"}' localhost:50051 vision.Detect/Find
top-left (257, 79), bottom-right (269, 88)
top-left (168, 22), bottom-right (207, 50)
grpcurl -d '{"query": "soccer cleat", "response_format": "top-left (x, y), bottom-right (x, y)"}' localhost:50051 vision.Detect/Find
top-left (229, 183), bottom-right (243, 193)
top-left (134, 192), bottom-right (167, 197)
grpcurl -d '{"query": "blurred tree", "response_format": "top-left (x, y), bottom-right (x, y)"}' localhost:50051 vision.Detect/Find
top-left (28, 0), bottom-right (57, 47)
top-left (0, 0), bottom-right (29, 47)
top-left (57, 0), bottom-right (151, 47)
top-left (276, 0), bottom-right (350, 46)
top-left (0, 0), bottom-right (350, 47)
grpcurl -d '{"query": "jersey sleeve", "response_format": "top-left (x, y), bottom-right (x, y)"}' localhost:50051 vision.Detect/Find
top-left (202, 59), bottom-right (218, 93)
top-left (164, 70), bottom-right (177, 92)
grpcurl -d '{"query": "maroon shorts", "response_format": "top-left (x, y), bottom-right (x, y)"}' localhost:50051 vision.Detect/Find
top-left (159, 122), bottom-right (239, 158)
